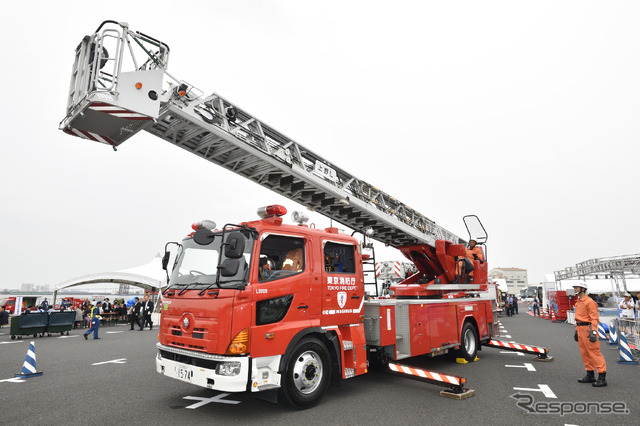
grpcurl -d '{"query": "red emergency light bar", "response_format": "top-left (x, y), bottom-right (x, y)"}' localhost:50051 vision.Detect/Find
top-left (257, 205), bottom-right (287, 219)
top-left (192, 220), bottom-right (217, 231)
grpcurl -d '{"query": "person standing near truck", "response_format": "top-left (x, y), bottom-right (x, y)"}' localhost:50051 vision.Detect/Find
top-left (532, 295), bottom-right (540, 316)
top-left (573, 282), bottom-right (607, 387)
top-left (0, 305), bottom-right (8, 328)
top-left (130, 297), bottom-right (143, 330)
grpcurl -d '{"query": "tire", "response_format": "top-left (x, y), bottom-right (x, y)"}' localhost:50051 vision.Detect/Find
top-left (279, 338), bottom-right (331, 409)
top-left (11, 335), bottom-right (16, 340)
top-left (456, 322), bottom-right (478, 362)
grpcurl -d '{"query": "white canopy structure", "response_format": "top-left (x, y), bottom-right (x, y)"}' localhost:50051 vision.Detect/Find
top-left (54, 254), bottom-right (167, 294)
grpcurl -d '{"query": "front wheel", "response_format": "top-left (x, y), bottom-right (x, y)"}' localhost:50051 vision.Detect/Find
top-left (456, 322), bottom-right (478, 362)
top-left (279, 338), bottom-right (331, 409)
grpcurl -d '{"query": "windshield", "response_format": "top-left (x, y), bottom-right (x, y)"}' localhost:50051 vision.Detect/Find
top-left (168, 230), bottom-right (254, 290)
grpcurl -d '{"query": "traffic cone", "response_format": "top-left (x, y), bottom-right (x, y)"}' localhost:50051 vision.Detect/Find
top-left (608, 323), bottom-right (619, 348)
top-left (545, 309), bottom-right (550, 320)
top-left (597, 323), bottom-right (608, 341)
top-left (539, 308), bottom-right (544, 318)
top-left (551, 310), bottom-right (557, 322)
top-left (617, 333), bottom-right (638, 365)
top-left (14, 341), bottom-right (43, 378)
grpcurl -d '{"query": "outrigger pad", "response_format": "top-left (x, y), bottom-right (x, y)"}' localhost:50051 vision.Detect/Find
top-left (440, 388), bottom-right (476, 400)
top-left (533, 355), bottom-right (554, 362)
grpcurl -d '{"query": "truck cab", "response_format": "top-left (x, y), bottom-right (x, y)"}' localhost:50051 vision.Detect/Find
top-left (156, 205), bottom-right (367, 408)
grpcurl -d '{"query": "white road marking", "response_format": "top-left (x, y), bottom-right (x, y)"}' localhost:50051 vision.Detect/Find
top-left (505, 363), bottom-right (536, 371)
top-left (106, 331), bottom-right (124, 334)
top-left (0, 341), bottom-right (24, 345)
top-left (92, 358), bottom-right (127, 365)
top-left (500, 351), bottom-right (525, 356)
top-left (58, 335), bottom-right (78, 339)
top-left (183, 393), bottom-right (241, 408)
top-left (0, 377), bottom-right (26, 383)
top-left (503, 335), bottom-right (512, 338)
top-left (513, 384), bottom-right (556, 399)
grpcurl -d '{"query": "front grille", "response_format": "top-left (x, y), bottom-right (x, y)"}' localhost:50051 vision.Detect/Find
top-left (159, 349), bottom-right (220, 370)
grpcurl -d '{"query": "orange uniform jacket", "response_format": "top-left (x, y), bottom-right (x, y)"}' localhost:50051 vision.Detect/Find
top-left (466, 246), bottom-right (484, 263)
top-left (574, 294), bottom-right (606, 373)
top-left (574, 295), bottom-right (599, 329)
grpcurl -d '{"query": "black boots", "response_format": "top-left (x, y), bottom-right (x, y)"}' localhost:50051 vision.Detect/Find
top-left (579, 371), bottom-right (607, 387)
top-left (578, 370), bottom-right (595, 383)
top-left (592, 372), bottom-right (607, 387)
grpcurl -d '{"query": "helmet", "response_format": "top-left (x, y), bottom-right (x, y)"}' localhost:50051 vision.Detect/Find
top-left (572, 282), bottom-right (588, 291)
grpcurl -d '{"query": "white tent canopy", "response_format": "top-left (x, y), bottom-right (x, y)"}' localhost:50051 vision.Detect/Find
top-left (55, 254), bottom-right (167, 293)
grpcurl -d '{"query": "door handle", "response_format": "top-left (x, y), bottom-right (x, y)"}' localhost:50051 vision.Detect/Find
top-left (297, 305), bottom-right (309, 309)
top-left (351, 295), bottom-right (360, 299)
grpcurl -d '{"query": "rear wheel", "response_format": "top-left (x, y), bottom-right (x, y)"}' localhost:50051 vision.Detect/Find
top-left (456, 322), bottom-right (478, 362)
top-left (280, 338), bottom-right (331, 409)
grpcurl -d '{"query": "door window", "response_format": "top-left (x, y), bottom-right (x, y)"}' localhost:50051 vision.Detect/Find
top-left (258, 235), bottom-right (305, 282)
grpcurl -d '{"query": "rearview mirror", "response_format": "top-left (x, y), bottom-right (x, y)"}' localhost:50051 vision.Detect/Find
top-left (194, 228), bottom-right (216, 245)
top-left (162, 251), bottom-right (170, 271)
top-left (219, 258), bottom-right (240, 277)
top-left (224, 231), bottom-right (245, 258)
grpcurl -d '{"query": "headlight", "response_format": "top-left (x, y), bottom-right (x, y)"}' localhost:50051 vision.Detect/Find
top-left (216, 362), bottom-right (241, 376)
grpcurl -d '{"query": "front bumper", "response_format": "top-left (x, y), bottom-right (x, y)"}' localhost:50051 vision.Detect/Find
top-left (156, 343), bottom-right (249, 392)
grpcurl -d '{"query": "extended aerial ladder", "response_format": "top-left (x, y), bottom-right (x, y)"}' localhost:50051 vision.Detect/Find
top-left (60, 21), bottom-right (487, 293)
top-left (61, 23), bottom-right (553, 391)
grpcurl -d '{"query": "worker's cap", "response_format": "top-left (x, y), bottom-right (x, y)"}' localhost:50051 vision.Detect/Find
top-left (572, 282), bottom-right (588, 290)
top-left (469, 239), bottom-right (477, 244)
top-left (624, 292), bottom-right (631, 297)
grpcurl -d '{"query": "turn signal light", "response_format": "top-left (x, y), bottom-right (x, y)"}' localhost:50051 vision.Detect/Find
top-left (225, 329), bottom-right (249, 355)
top-left (257, 205), bottom-right (287, 219)
top-left (135, 82), bottom-right (143, 89)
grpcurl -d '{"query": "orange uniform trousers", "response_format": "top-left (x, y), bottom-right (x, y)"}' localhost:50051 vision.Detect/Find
top-left (576, 325), bottom-right (606, 373)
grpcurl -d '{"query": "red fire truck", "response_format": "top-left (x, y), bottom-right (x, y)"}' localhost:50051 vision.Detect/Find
top-left (60, 21), bottom-right (551, 408)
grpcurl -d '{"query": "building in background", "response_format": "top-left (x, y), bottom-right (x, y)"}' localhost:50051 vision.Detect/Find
top-left (489, 267), bottom-right (528, 295)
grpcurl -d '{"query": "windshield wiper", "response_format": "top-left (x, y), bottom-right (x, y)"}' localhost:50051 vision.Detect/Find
top-left (177, 282), bottom-right (209, 296)
top-left (197, 281), bottom-right (220, 296)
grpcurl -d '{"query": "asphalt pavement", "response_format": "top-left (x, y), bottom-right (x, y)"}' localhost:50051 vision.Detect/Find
top-left (0, 312), bottom-right (637, 425)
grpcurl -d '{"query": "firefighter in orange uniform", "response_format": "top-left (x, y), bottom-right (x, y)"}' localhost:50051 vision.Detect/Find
top-left (573, 282), bottom-right (607, 387)
top-left (466, 239), bottom-right (484, 264)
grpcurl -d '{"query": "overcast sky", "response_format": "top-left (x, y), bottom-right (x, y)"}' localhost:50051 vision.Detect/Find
top-left (1, 1), bottom-right (639, 290)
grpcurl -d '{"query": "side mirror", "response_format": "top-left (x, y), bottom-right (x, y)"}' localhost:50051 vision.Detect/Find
top-left (162, 251), bottom-right (170, 271)
top-left (224, 231), bottom-right (245, 258)
top-left (219, 258), bottom-right (240, 277)
top-left (194, 228), bottom-right (216, 246)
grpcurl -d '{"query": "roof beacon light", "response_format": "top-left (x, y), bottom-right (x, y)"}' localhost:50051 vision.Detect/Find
top-left (257, 205), bottom-right (287, 219)
top-left (291, 211), bottom-right (309, 225)
top-left (191, 220), bottom-right (217, 231)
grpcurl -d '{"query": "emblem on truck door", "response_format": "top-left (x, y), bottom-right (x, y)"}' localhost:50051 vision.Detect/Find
top-left (337, 291), bottom-right (347, 309)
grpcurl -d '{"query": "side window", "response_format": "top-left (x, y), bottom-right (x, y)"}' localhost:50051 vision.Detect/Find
top-left (258, 235), bottom-right (305, 282)
top-left (324, 242), bottom-right (356, 273)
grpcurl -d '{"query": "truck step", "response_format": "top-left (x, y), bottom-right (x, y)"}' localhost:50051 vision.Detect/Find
top-left (342, 340), bottom-right (353, 350)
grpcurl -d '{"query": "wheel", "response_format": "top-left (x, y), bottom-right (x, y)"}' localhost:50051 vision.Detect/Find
top-left (455, 322), bottom-right (478, 362)
top-left (11, 335), bottom-right (15, 340)
top-left (34, 334), bottom-right (37, 338)
top-left (18, 336), bottom-right (22, 340)
top-left (279, 338), bottom-right (331, 409)
top-left (66, 331), bottom-right (70, 335)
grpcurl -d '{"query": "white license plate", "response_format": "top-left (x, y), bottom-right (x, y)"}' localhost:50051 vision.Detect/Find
top-left (176, 366), bottom-right (193, 382)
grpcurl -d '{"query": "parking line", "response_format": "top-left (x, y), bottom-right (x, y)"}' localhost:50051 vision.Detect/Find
top-left (505, 363), bottom-right (536, 371)
top-left (513, 384), bottom-right (556, 399)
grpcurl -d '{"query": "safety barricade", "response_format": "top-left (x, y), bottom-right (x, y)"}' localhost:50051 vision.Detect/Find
top-left (613, 318), bottom-right (640, 355)
top-left (10, 313), bottom-right (48, 339)
top-left (46, 311), bottom-right (75, 336)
